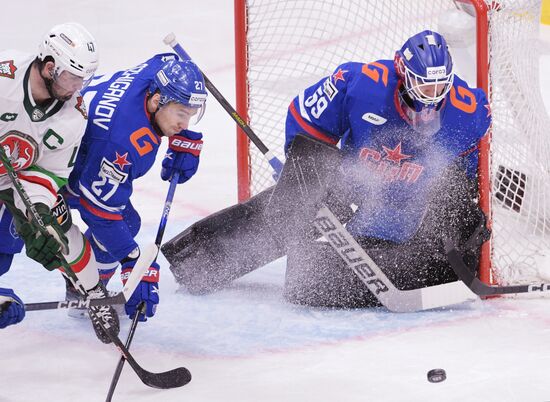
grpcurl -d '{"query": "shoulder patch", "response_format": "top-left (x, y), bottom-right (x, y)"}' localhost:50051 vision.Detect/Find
top-left (323, 78), bottom-right (338, 100)
top-left (99, 157), bottom-right (128, 183)
top-left (0, 60), bottom-right (17, 79)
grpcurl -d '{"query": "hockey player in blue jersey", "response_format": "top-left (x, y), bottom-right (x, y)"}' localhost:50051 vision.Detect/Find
top-left (0, 206), bottom-right (24, 329)
top-left (163, 30), bottom-right (491, 308)
top-left (65, 54), bottom-right (207, 321)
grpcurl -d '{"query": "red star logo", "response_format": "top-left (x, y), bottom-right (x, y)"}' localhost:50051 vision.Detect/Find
top-left (332, 68), bottom-right (348, 83)
top-left (484, 103), bottom-right (491, 117)
top-left (382, 142), bottom-right (412, 165)
top-left (113, 152), bottom-right (132, 170)
top-left (0, 60), bottom-right (17, 79)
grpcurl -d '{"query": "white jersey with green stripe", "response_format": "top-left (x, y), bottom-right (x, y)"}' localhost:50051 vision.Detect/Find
top-left (0, 50), bottom-right (88, 213)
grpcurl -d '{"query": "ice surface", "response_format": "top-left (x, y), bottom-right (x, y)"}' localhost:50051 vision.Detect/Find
top-left (2, 2), bottom-right (550, 401)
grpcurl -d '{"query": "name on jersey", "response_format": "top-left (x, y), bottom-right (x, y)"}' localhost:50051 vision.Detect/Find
top-left (359, 142), bottom-right (423, 183)
top-left (93, 62), bottom-right (149, 130)
top-left (99, 157), bottom-right (128, 183)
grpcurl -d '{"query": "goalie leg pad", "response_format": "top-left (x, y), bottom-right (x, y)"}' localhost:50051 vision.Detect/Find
top-left (162, 188), bottom-right (285, 294)
top-left (284, 239), bottom-right (382, 308)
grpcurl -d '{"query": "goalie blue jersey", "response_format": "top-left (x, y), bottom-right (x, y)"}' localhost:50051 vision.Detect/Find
top-left (67, 53), bottom-right (178, 261)
top-left (285, 60), bottom-right (491, 242)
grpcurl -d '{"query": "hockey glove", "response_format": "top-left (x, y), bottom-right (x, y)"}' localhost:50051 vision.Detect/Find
top-left (18, 203), bottom-right (68, 271)
top-left (121, 259), bottom-right (159, 321)
top-left (161, 130), bottom-right (203, 184)
top-left (0, 288), bottom-right (25, 329)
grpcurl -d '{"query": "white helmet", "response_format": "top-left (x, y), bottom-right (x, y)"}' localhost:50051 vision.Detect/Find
top-left (38, 22), bottom-right (99, 82)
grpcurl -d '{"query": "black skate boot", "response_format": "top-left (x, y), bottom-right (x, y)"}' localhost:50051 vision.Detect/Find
top-left (87, 281), bottom-right (120, 344)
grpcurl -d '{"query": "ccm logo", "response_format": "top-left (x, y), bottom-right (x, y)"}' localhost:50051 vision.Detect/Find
top-left (362, 113), bottom-right (387, 125)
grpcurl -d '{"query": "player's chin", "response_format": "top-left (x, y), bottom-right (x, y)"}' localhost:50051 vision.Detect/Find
top-left (54, 91), bottom-right (74, 102)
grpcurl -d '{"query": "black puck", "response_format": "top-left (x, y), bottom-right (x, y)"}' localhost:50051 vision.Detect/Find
top-left (427, 368), bottom-right (446, 383)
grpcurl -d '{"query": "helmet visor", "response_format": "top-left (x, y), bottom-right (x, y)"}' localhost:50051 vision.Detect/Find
top-left (160, 92), bottom-right (207, 126)
top-left (159, 102), bottom-right (206, 136)
top-left (51, 70), bottom-right (86, 101)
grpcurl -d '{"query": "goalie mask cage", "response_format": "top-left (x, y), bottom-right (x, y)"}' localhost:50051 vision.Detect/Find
top-left (234, 0), bottom-right (550, 286)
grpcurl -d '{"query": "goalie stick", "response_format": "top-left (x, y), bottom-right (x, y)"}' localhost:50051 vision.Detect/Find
top-left (0, 147), bottom-right (190, 389)
top-left (314, 205), bottom-right (477, 312)
top-left (445, 239), bottom-right (550, 296)
top-left (164, 35), bottom-right (479, 312)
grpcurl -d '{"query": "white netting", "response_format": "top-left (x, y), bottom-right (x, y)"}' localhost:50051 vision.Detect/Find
top-left (487, 0), bottom-right (550, 284)
top-left (240, 0), bottom-right (550, 285)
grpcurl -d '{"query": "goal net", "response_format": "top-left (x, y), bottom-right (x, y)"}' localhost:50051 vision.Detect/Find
top-left (234, 0), bottom-right (550, 286)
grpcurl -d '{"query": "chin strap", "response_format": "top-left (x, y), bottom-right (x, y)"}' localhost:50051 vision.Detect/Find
top-left (146, 92), bottom-right (167, 137)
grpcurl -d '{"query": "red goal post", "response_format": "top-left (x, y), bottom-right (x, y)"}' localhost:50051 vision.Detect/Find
top-left (234, 0), bottom-right (550, 287)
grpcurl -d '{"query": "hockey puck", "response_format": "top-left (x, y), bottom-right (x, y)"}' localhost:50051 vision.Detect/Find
top-left (427, 368), bottom-right (446, 383)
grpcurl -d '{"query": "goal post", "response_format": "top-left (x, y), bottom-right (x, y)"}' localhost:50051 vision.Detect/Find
top-left (234, 0), bottom-right (550, 287)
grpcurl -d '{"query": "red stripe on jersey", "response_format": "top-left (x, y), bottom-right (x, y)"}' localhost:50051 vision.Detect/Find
top-left (80, 198), bottom-right (123, 221)
top-left (53, 235), bottom-right (92, 273)
top-left (288, 101), bottom-right (338, 145)
top-left (17, 174), bottom-right (58, 198)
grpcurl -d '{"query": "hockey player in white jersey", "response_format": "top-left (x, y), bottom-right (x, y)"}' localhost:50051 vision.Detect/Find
top-left (0, 23), bottom-right (120, 342)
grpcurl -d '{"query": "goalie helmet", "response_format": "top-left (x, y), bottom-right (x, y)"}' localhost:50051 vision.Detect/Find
top-left (394, 30), bottom-right (454, 136)
top-left (38, 22), bottom-right (99, 87)
top-left (395, 30), bottom-right (454, 109)
top-left (150, 58), bottom-right (208, 124)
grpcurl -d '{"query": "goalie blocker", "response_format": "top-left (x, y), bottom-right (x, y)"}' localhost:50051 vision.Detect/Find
top-left (162, 134), bottom-right (488, 308)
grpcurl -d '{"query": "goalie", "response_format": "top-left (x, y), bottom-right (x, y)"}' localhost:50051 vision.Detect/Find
top-left (162, 30), bottom-right (492, 308)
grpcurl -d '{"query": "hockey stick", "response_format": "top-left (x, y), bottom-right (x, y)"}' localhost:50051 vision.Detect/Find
top-left (104, 169), bottom-right (185, 398)
top-left (445, 239), bottom-right (550, 296)
top-left (162, 36), bottom-right (478, 312)
top-left (105, 302), bottom-right (146, 402)
top-left (163, 32), bottom-right (284, 175)
top-left (0, 148), bottom-right (190, 389)
top-left (314, 205), bottom-right (477, 311)
top-left (24, 251), bottom-right (154, 312)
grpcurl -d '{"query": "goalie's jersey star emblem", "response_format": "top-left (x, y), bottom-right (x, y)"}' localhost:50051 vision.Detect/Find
top-left (0, 60), bottom-right (17, 79)
top-left (0, 131), bottom-right (38, 175)
top-left (359, 142), bottom-right (423, 183)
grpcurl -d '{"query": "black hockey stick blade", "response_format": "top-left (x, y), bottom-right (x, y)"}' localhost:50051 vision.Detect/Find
top-left (138, 366), bottom-right (192, 389)
top-left (97, 315), bottom-right (192, 389)
top-left (444, 239), bottom-right (550, 296)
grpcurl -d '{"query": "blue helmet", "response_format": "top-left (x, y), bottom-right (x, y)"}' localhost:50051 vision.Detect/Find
top-left (395, 30), bottom-right (454, 110)
top-left (150, 58), bottom-right (207, 122)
